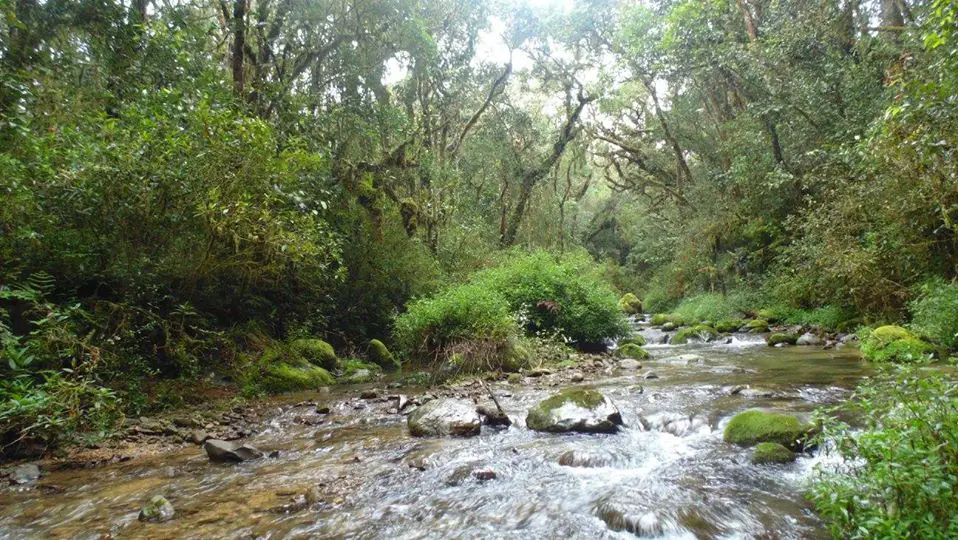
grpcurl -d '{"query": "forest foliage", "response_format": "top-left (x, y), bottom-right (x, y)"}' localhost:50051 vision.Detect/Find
top-left (0, 0), bottom-right (956, 460)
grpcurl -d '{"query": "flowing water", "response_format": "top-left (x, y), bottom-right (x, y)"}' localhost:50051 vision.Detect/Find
top-left (0, 329), bottom-right (868, 539)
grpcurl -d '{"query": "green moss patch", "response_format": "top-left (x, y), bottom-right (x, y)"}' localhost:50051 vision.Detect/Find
top-left (615, 343), bottom-right (650, 359)
top-left (724, 410), bottom-right (811, 449)
top-left (671, 325), bottom-right (717, 345)
top-left (337, 358), bottom-right (383, 383)
top-left (745, 319), bottom-right (770, 333)
top-left (289, 338), bottom-right (337, 370)
top-left (715, 319), bottom-right (745, 333)
top-left (751, 442), bottom-right (796, 464)
top-left (651, 313), bottom-right (686, 327)
top-left (618, 334), bottom-right (646, 347)
top-left (766, 333), bottom-right (798, 346)
top-left (861, 325), bottom-right (934, 363)
top-left (368, 339), bottom-right (400, 370)
top-left (618, 293), bottom-right (643, 315)
top-left (262, 362), bottom-right (334, 393)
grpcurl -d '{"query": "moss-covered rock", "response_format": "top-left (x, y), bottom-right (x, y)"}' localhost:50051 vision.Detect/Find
top-left (766, 333), bottom-right (798, 346)
top-left (745, 319), bottom-right (769, 333)
top-left (368, 339), bottom-right (400, 371)
top-left (723, 410), bottom-right (811, 449)
top-left (715, 319), bottom-right (746, 333)
top-left (751, 442), bottom-right (796, 464)
top-left (262, 362), bottom-right (334, 393)
top-left (615, 343), bottom-right (650, 359)
top-left (670, 325), bottom-right (717, 345)
top-left (526, 389), bottom-right (623, 433)
top-left (860, 325), bottom-right (934, 363)
top-left (337, 358), bottom-right (383, 384)
top-left (289, 338), bottom-right (337, 370)
top-left (618, 293), bottom-right (643, 315)
top-left (618, 334), bottom-right (646, 347)
top-left (138, 495), bottom-right (175, 522)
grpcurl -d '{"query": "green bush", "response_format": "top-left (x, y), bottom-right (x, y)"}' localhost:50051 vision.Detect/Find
top-left (672, 292), bottom-right (757, 323)
top-left (910, 278), bottom-right (958, 350)
top-left (809, 365), bottom-right (958, 538)
top-left (861, 325), bottom-right (933, 363)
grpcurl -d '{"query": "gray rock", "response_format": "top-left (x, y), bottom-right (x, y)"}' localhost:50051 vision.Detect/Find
top-left (139, 495), bottom-right (175, 522)
top-left (796, 332), bottom-right (824, 346)
top-left (476, 404), bottom-right (512, 427)
top-left (9, 463), bottom-right (40, 485)
top-left (525, 389), bottom-right (623, 434)
top-left (190, 430), bottom-right (209, 445)
top-left (643, 371), bottom-right (660, 380)
top-left (173, 417), bottom-right (200, 428)
top-left (408, 399), bottom-right (482, 437)
top-left (203, 439), bottom-right (264, 462)
top-left (617, 358), bottom-right (642, 370)
top-left (569, 371), bottom-right (585, 383)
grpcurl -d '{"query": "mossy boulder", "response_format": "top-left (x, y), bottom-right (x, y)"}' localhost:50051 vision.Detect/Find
top-left (289, 338), bottom-right (337, 370)
top-left (751, 442), bottom-right (796, 465)
top-left (860, 325), bottom-right (934, 363)
top-left (526, 388), bottom-right (623, 433)
top-left (715, 319), bottom-right (746, 333)
top-left (766, 333), bottom-right (798, 346)
top-left (367, 339), bottom-right (400, 371)
top-left (615, 343), bottom-right (650, 359)
top-left (618, 293), bottom-right (643, 315)
top-left (138, 495), bottom-right (175, 522)
top-left (670, 325), bottom-right (717, 345)
top-left (337, 358), bottom-right (382, 384)
top-left (745, 319), bottom-right (769, 333)
top-left (723, 410), bottom-right (811, 450)
top-left (262, 362), bottom-right (334, 393)
top-left (618, 334), bottom-right (646, 347)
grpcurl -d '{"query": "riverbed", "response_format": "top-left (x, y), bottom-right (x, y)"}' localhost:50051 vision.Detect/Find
top-left (0, 334), bottom-right (867, 539)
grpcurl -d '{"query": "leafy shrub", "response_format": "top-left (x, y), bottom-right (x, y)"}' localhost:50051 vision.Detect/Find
top-left (810, 364), bottom-right (958, 538)
top-left (618, 293), bottom-right (643, 315)
top-left (860, 325), bottom-right (933, 363)
top-left (910, 278), bottom-right (958, 350)
top-left (671, 291), bottom-right (758, 324)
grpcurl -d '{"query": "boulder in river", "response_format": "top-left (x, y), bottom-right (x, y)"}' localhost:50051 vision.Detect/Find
top-left (9, 463), bottom-right (40, 485)
top-left (750, 442), bottom-right (796, 464)
top-left (723, 410), bottom-right (812, 450)
top-left (670, 325), bottom-right (717, 345)
top-left (525, 388), bottom-right (623, 434)
top-left (796, 332), bottom-right (823, 346)
top-left (203, 439), bottom-right (265, 462)
top-left (138, 495), bottom-right (175, 522)
top-left (766, 333), bottom-right (798, 346)
top-left (476, 404), bottom-right (511, 427)
top-left (408, 398), bottom-right (482, 437)
top-left (617, 358), bottom-right (642, 370)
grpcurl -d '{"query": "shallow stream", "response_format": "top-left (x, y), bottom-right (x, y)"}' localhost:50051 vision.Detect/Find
top-left (0, 329), bottom-right (868, 539)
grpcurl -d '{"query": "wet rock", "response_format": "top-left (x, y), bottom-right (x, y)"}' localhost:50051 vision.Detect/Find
top-left (569, 371), bottom-right (585, 383)
top-left (526, 368), bottom-right (553, 378)
top-left (173, 417), bottom-right (200, 428)
top-left (360, 390), bottom-right (378, 400)
top-left (796, 332), bottom-right (824, 346)
top-left (751, 442), bottom-right (796, 464)
top-left (138, 495), bottom-right (175, 522)
top-left (557, 450), bottom-right (614, 468)
top-left (203, 439), bottom-right (265, 462)
top-left (395, 395), bottom-right (410, 411)
top-left (476, 404), bottom-right (512, 427)
top-left (190, 430), bottom-right (209, 445)
top-left (472, 468), bottom-right (497, 481)
top-left (728, 385), bottom-right (777, 398)
top-left (9, 463), bottom-right (40, 485)
top-left (305, 486), bottom-right (323, 506)
top-left (315, 405), bottom-right (331, 415)
top-left (642, 412), bottom-right (709, 437)
top-left (616, 358), bottom-right (642, 370)
top-left (643, 371), bottom-right (659, 380)
top-left (526, 388), bottom-right (623, 434)
top-left (766, 333), bottom-right (798, 346)
top-left (723, 410), bottom-right (812, 450)
top-left (596, 500), bottom-right (678, 537)
top-left (408, 399), bottom-right (482, 437)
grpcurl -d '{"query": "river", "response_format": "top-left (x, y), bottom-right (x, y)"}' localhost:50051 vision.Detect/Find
top-left (0, 327), bottom-right (867, 539)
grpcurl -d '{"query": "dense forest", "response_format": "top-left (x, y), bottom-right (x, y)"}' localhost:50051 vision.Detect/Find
top-left (1, 0), bottom-right (957, 536)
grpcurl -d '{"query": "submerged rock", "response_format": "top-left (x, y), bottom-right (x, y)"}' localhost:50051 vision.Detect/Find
top-left (657, 354), bottom-right (705, 365)
top-left (203, 439), bottom-right (265, 462)
top-left (139, 495), bottom-right (175, 522)
top-left (408, 399), bottom-right (482, 437)
top-left (557, 449), bottom-right (615, 468)
top-left (525, 389), bottom-right (623, 434)
top-left (751, 442), bottom-right (796, 464)
top-left (9, 463), bottom-right (40, 485)
top-left (723, 410), bottom-right (812, 450)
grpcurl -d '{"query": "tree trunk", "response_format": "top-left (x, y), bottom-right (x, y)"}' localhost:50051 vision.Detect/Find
top-left (232, 0), bottom-right (247, 96)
